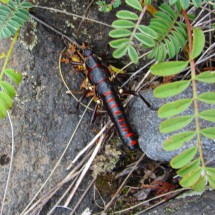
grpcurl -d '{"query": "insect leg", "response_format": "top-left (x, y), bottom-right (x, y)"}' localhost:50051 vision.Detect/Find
top-left (90, 101), bottom-right (100, 125)
top-left (76, 89), bottom-right (90, 110)
top-left (119, 89), bottom-right (158, 111)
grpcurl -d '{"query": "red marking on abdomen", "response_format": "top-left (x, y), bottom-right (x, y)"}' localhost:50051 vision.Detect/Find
top-left (122, 128), bottom-right (129, 132)
top-left (110, 103), bottom-right (118, 109)
top-left (97, 78), bottom-right (105, 85)
top-left (107, 98), bottom-right (114, 103)
top-left (114, 110), bottom-right (121, 115)
top-left (88, 64), bottom-right (102, 73)
top-left (130, 140), bottom-right (137, 145)
top-left (104, 91), bottom-right (112, 97)
top-left (118, 118), bottom-right (124, 123)
top-left (125, 132), bottom-right (133, 137)
top-left (120, 123), bottom-right (127, 127)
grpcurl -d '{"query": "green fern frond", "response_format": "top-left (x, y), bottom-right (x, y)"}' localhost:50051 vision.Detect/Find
top-left (150, 27), bottom-right (215, 191)
top-left (0, 0), bottom-right (32, 39)
top-left (147, 4), bottom-right (188, 61)
top-left (109, 1), bottom-right (188, 63)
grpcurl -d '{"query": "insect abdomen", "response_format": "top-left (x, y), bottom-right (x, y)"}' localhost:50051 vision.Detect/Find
top-left (98, 82), bottom-right (138, 150)
top-left (83, 49), bottom-right (139, 150)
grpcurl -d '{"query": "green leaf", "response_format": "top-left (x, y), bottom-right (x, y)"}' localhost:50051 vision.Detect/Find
top-left (177, 158), bottom-right (200, 177)
top-left (196, 71), bottom-right (215, 83)
top-left (169, 0), bottom-right (178, 6)
top-left (112, 44), bottom-right (128, 58)
top-left (168, 35), bottom-right (180, 55)
top-left (128, 45), bottom-right (138, 64)
top-left (160, 115), bottom-right (194, 133)
top-left (0, 91), bottom-right (13, 108)
top-left (163, 131), bottom-right (196, 151)
top-left (138, 25), bottom-right (158, 39)
top-left (165, 39), bottom-right (175, 59)
top-left (8, 20), bottom-right (21, 30)
top-left (153, 80), bottom-right (191, 98)
top-left (198, 92), bottom-right (215, 104)
top-left (7, 25), bottom-right (17, 35)
top-left (11, 16), bottom-right (24, 26)
top-left (150, 61), bottom-right (189, 76)
top-left (208, 176), bottom-right (215, 189)
top-left (116, 10), bottom-right (138, 20)
top-left (125, 0), bottom-right (142, 11)
top-left (191, 27), bottom-right (205, 60)
top-left (134, 33), bottom-right (155, 47)
top-left (21, 2), bottom-right (32, 8)
top-left (150, 19), bottom-right (169, 31)
top-left (156, 43), bottom-right (166, 62)
top-left (160, 4), bottom-right (177, 19)
top-left (150, 25), bottom-right (166, 36)
top-left (200, 127), bottom-right (215, 140)
top-left (0, 81), bottom-right (16, 98)
top-left (18, 8), bottom-right (30, 18)
top-left (4, 68), bottom-right (22, 85)
top-left (192, 176), bottom-right (206, 192)
top-left (154, 11), bottom-right (172, 24)
top-left (171, 31), bottom-right (186, 48)
top-left (180, 0), bottom-right (190, 9)
top-left (109, 29), bottom-right (132, 38)
top-left (206, 167), bottom-right (215, 178)
top-left (0, 103), bottom-right (7, 118)
top-left (199, 109), bottom-right (215, 122)
top-left (158, 98), bottom-right (193, 118)
top-left (147, 47), bottom-right (157, 59)
top-left (1, 0), bottom-right (10, 3)
top-left (109, 38), bottom-right (129, 48)
top-left (175, 26), bottom-right (187, 39)
top-left (0, 5), bottom-right (11, 13)
top-left (170, 146), bottom-right (198, 169)
top-left (112, 20), bottom-right (135, 29)
top-left (180, 168), bottom-right (202, 187)
top-left (192, 0), bottom-right (202, 7)
top-left (0, 9), bottom-right (9, 16)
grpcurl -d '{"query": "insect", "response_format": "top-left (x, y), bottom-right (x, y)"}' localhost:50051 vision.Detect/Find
top-left (81, 48), bottom-right (139, 150)
top-left (30, 14), bottom-right (139, 150)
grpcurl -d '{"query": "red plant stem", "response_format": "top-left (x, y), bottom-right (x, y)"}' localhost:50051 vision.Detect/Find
top-left (182, 10), bottom-right (205, 168)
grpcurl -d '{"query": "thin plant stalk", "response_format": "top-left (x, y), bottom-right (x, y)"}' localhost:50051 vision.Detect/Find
top-left (64, 134), bottom-right (105, 206)
top-left (110, 188), bottom-right (189, 215)
top-left (0, 112), bottom-right (14, 215)
top-left (32, 5), bottom-right (112, 28)
top-left (104, 153), bottom-right (145, 212)
top-left (0, 30), bottom-right (20, 80)
top-left (21, 97), bottom-right (94, 215)
top-left (182, 10), bottom-right (205, 168)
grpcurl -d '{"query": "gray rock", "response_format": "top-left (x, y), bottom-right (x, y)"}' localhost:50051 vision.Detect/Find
top-left (144, 189), bottom-right (215, 215)
top-left (128, 83), bottom-right (215, 162)
top-left (0, 18), bottom-right (95, 215)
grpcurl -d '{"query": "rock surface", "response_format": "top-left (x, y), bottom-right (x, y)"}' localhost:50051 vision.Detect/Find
top-left (145, 189), bottom-right (215, 215)
top-left (129, 83), bottom-right (215, 162)
top-left (0, 1), bottom-right (214, 214)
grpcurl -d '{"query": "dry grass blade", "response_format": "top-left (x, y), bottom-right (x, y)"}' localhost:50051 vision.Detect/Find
top-left (21, 97), bottom-right (93, 215)
top-left (111, 188), bottom-right (190, 215)
top-left (77, 0), bottom-right (95, 33)
top-left (64, 134), bottom-right (105, 207)
top-left (104, 153), bottom-right (145, 213)
top-left (67, 121), bottom-right (111, 169)
top-left (32, 5), bottom-right (112, 28)
top-left (70, 178), bottom-right (96, 215)
top-left (46, 146), bottom-right (98, 214)
top-left (0, 112), bottom-right (14, 215)
top-left (121, 59), bottom-right (155, 88)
